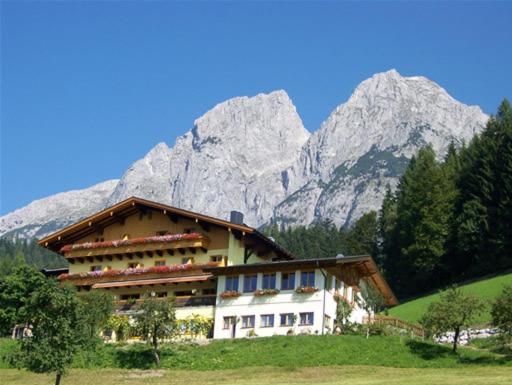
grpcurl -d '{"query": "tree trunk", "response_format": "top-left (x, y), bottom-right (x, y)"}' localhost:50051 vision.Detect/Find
top-left (452, 327), bottom-right (460, 353)
top-left (152, 334), bottom-right (160, 366)
top-left (55, 372), bottom-right (62, 385)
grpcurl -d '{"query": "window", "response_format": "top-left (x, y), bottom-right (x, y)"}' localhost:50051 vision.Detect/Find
top-left (241, 315), bottom-right (255, 329)
top-left (280, 313), bottom-right (294, 326)
top-left (94, 237), bottom-right (104, 242)
top-left (324, 314), bottom-right (331, 327)
top-left (260, 314), bottom-right (274, 328)
top-left (225, 276), bottom-right (239, 291)
top-left (281, 272), bottom-right (295, 290)
top-left (262, 273), bottom-right (276, 289)
top-left (301, 271), bottom-right (315, 287)
top-left (154, 260), bottom-right (166, 266)
top-left (90, 265), bottom-right (102, 272)
top-left (299, 312), bottom-right (314, 326)
top-left (127, 262), bottom-right (138, 269)
top-left (202, 288), bottom-right (216, 295)
top-left (210, 255), bottom-right (223, 263)
top-left (155, 292), bottom-right (167, 298)
top-left (184, 227), bottom-right (196, 234)
top-left (156, 230), bottom-right (168, 236)
top-left (343, 285), bottom-right (349, 298)
top-left (223, 316), bottom-right (236, 330)
top-left (243, 275), bottom-right (257, 293)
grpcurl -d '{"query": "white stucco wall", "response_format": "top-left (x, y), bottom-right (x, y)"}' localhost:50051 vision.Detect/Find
top-left (212, 269), bottom-right (360, 339)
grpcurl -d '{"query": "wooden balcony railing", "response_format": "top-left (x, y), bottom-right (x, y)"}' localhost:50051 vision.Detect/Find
top-left (114, 295), bottom-right (216, 311)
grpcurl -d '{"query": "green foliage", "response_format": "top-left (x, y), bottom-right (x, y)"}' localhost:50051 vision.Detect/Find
top-left (177, 314), bottom-right (213, 339)
top-left (491, 285), bottom-right (512, 339)
top-left (0, 238), bottom-right (66, 276)
top-left (263, 212), bottom-right (378, 262)
top-left (8, 279), bottom-right (85, 385)
top-left (78, 290), bottom-right (115, 342)
top-left (335, 298), bottom-right (353, 332)
top-left (105, 315), bottom-right (130, 342)
top-left (379, 99), bottom-right (512, 298)
top-left (0, 264), bottom-right (46, 336)
top-left (420, 287), bottom-right (486, 352)
top-left (134, 295), bottom-right (177, 365)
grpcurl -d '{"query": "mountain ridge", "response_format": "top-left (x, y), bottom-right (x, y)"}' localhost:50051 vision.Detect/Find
top-left (0, 70), bottom-right (488, 239)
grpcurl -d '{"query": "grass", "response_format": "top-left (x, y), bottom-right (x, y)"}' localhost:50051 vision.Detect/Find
top-left (388, 272), bottom-right (512, 324)
top-left (2, 334), bottom-right (511, 371)
top-left (2, 366), bottom-right (512, 385)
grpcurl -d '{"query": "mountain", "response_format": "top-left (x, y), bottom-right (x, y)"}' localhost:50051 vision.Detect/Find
top-left (274, 69), bottom-right (487, 226)
top-left (0, 70), bottom-right (488, 239)
top-left (0, 180), bottom-right (118, 239)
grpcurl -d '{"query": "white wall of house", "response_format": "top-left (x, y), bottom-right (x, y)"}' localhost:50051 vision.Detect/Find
top-left (212, 268), bottom-right (367, 339)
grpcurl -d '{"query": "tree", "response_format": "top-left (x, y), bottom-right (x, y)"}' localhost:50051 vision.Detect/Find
top-left (334, 296), bottom-right (353, 333)
top-left (420, 287), bottom-right (485, 352)
top-left (358, 281), bottom-right (386, 338)
top-left (78, 289), bottom-right (115, 342)
top-left (491, 285), bottom-right (512, 342)
top-left (345, 211), bottom-right (378, 257)
top-left (134, 295), bottom-right (177, 365)
top-left (9, 278), bottom-right (85, 385)
top-left (0, 264), bottom-right (46, 336)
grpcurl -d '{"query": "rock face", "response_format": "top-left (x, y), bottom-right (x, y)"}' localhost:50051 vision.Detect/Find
top-left (0, 70), bottom-right (488, 239)
top-left (274, 69), bottom-right (488, 227)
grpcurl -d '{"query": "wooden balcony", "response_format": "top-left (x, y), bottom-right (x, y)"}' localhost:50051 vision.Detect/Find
top-left (62, 233), bottom-right (211, 263)
top-left (114, 295), bottom-right (216, 311)
top-left (61, 262), bottom-right (220, 287)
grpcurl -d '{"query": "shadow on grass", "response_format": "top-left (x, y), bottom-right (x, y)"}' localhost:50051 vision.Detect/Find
top-left (406, 340), bottom-right (452, 360)
top-left (114, 347), bottom-right (155, 369)
top-left (406, 339), bottom-right (511, 366)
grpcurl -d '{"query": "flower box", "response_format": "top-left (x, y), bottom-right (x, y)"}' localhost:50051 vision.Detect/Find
top-left (295, 286), bottom-right (318, 294)
top-left (220, 290), bottom-right (241, 299)
top-left (254, 289), bottom-right (280, 297)
top-left (59, 262), bottom-right (219, 282)
top-left (60, 233), bottom-right (206, 253)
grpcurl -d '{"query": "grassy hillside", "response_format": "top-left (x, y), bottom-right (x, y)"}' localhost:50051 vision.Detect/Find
top-left (1, 334), bottom-right (511, 371)
top-left (388, 272), bottom-right (512, 324)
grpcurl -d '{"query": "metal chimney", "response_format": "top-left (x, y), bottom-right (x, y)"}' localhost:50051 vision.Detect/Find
top-left (230, 211), bottom-right (244, 225)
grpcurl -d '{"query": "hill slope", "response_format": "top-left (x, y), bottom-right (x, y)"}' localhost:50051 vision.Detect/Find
top-left (388, 273), bottom-right (512, 324)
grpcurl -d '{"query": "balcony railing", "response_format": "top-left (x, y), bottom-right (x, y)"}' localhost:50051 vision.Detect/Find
top-left (114, 295), bottom-right (216, 311)
top-left (61, 233), bottom-right (211, 261)
top-left (60, 262), bottom-right (220, 286)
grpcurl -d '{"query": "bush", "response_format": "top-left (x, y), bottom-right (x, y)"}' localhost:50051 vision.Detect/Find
top-left (491, 285), bottom-right (512, 341)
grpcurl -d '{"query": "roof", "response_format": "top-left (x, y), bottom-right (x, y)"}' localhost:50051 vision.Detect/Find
top-left (204, 255), bottom-right (398, 306)
top-left (37, 196), bottom-right (294, 260)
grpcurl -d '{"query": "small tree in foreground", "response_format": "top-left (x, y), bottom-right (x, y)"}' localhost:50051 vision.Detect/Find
top-left (420, 287), bottom-right (485, 352)
top-left (491, 285), bottom-right (512, 342)
top-left (358, 281), bottom-right (386, 338)
top-left (135, 295), bottom-right (176, 365)
top-left (334, 296), bottom-right (353, 333)
top-left (9, 279), bottom-right (85, 385)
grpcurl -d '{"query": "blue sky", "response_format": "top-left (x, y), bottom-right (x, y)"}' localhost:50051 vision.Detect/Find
top-left (1, 1), bottom-right (511, 215)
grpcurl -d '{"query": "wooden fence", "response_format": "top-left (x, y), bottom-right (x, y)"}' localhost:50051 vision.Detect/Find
top-left (363, 315), bottom-right (425, 338)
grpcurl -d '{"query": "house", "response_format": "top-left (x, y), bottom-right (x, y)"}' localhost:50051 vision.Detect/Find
top-left (38, 197), bottom-right (397, 339)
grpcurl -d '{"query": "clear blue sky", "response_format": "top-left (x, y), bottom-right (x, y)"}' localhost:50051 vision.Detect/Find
top-left (1, 1), bottom-right (511, 215)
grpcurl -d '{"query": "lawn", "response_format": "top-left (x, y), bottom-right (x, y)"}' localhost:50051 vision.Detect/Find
top-left (388, 272), bottom-right (512, 324)
top-left (2, 366), bottom-right (512, 385)
top-left (2, 334), bottom-right (511, 371)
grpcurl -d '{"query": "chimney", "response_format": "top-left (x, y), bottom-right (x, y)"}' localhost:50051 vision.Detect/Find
top-left (230, 211), bottom-right (244, 225)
